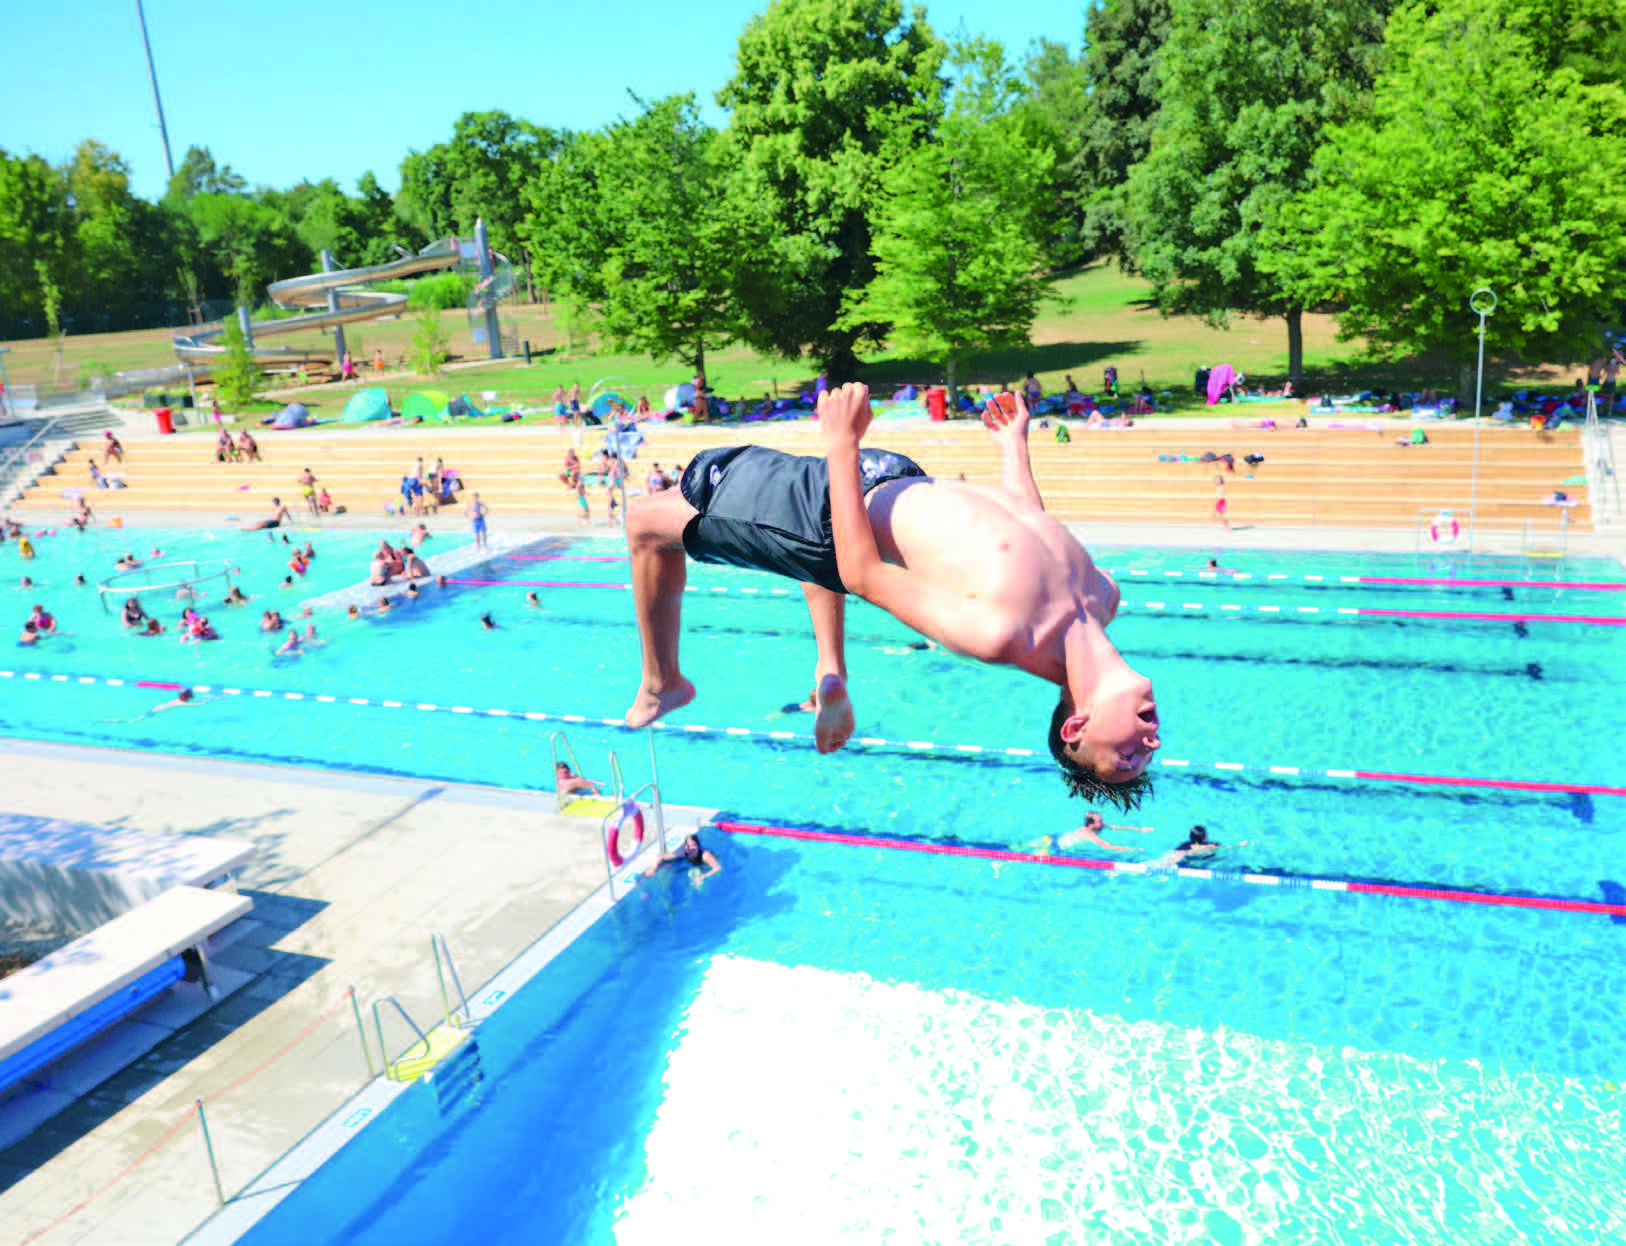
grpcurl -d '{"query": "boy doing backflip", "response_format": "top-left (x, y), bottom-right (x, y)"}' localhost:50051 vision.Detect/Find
top-left (623, 383), bottom-right (1162, 809)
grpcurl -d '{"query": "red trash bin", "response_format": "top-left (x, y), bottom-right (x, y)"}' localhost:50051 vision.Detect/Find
top-left (926, 387), bottom-right (947, 422)
top-left (155, 407), bottom-right (174, 435)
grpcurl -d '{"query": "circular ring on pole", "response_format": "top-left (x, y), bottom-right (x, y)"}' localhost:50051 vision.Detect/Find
top-left (1470, 288), bottom-right (1497, 316)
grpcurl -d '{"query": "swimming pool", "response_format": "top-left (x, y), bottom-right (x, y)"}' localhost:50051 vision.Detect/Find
top-left (6, 527), bottom-right (1625, 1244)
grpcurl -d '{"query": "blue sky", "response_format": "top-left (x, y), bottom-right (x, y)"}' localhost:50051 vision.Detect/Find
top-left (3, 0), bottom-right (1089, 202)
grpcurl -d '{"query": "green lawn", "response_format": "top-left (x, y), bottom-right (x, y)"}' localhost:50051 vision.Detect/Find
top-left (5, 264), bottom-right (1574, 422)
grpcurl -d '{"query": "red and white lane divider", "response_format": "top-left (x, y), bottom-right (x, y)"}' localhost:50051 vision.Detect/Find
top-left (5, 666), bottom-right (1624, 798)
top-left (446, 578), bottom-right (1626, 625)
top-left (714, 820), bottom-right (1626, 919)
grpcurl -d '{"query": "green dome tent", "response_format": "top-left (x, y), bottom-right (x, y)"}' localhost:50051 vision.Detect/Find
top-left (401, 390), bottom-right (449, 422)
top-left (342, 388), bottom-right (391, 423)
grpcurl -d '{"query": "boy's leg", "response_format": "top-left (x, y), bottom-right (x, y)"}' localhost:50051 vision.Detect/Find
top-left (802, 583), bottom-right (854, 754)
top-left (624, 491), bottom-right (700, 728)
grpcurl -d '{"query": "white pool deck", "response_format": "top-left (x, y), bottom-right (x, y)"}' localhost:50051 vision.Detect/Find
top-left (0, 737), bottom-right (717, 1246)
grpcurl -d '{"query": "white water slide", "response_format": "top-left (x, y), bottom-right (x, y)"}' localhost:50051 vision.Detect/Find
top-left (170, 240), bottom-right (462, 368)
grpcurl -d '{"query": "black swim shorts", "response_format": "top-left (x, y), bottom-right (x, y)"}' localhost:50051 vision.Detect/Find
top-left (679, 445), bottom-right (927, 593)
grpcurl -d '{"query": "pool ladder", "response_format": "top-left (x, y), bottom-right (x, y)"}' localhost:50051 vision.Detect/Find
top-left (364, 932), bottom-right (477, 1083)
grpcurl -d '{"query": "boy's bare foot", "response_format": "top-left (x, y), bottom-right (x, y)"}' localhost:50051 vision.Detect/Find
top-left (625, 677), bottom-right (696, 728)
top-left (813, 673), bottom-right (854, 754)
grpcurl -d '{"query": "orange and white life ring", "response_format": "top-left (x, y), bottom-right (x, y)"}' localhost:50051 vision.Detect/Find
top-left (1429, 511), bottom-right (1459, 544)
top-left (606, 800), bottom-right (645, 867)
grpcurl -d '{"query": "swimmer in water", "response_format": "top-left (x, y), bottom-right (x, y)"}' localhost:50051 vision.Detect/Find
top-left (1033, 810), bottom-right (1154, 855)
top-left (525, 591), bottom-right (541, 607)
top-left (643, 832), bottom-right (722, 886)
top-left (554, 761), bottom-right (601, 797)
top-left (480, 612), bottom-right (496, 630)
top-left (101, 687), bottom-right (221, 722)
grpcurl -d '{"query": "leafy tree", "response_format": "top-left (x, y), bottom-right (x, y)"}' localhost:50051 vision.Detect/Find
top-left (183, 192), bottom-right (311, 304)
top-left (526, 95), bottom-right (741, 378)
top-left (1260, 0), bottom-right (1626, 397)
top-left (213, 313), bottom-right (263, 408)
top-left (408, 307), bottom-right (451, 376)
top-left (1123, 0), bottom-right (1388, 380)
top-left (165, 145), bottom-right (247, 201)
top-left (67, 141), bottom-right (145, 314)
top-left (1072, 0), bottom-right (1171, 261)
top-left (399, 111), bottom-right (561, 297)
top-left (718, 0), bottom-right (947, 379)
top-left (0, 148), bottom-right (71, 321)
top-left (1009, 39), bottom-right (1093, 267)
top-left (34, 260), bottom-right (64, 382)
top-left (841, 39), bottom-right (1054, 405)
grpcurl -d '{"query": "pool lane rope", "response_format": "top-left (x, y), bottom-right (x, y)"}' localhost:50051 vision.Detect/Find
top-left (712, 820), bottom-right (1626, 920)
top-left (5, 666), bottom-right (1625, 799)
top-left (446, 579), bottom-right (1626, 627)
top-left (500, 554), bottom-right (1626, 594)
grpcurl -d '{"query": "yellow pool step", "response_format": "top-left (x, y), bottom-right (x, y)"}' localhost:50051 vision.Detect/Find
top-left (389, 1022), bottom-right (471, 1083)
top-left (559, 796), bottom-right (618, 818)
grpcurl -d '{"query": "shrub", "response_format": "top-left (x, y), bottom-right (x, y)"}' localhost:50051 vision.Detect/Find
top-left (408, 308), bottom-right (450, 376)
top-left (214, 313), bottom-right (264, 408)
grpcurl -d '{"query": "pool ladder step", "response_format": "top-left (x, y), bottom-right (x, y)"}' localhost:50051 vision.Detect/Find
top-left (388, 1021), bottom-right (470, 1083)
top-left (429, 1036), bottom-right (484, 1114)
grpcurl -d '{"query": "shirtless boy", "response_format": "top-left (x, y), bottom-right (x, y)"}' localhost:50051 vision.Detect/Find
top-left (622, 382), bottom-right (1161, 808)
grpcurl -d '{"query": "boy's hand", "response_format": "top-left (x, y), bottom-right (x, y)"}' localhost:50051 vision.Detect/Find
top-left (819, 383), bottom-right (873, 447)
top-left (982, 391), bottom-right (1031, 452)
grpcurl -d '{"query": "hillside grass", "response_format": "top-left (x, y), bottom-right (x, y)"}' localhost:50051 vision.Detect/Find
top-left (2, 264), bottom-right (1579, 420)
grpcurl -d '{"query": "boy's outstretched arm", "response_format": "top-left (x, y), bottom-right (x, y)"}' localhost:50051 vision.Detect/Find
top-left (984, 393), bottom-right (1044, 511)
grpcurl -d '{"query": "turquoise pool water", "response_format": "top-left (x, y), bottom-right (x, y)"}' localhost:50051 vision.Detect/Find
top-left (240, 832), bottom-right (1626, 1245)
top-left (5, 526), bottom-right (1625, 1244)
top-left (3, 529), bottom-right (1623, 897)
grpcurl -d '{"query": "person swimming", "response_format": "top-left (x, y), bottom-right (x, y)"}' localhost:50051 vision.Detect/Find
top-left (643, 833), bottom-right (722, 885)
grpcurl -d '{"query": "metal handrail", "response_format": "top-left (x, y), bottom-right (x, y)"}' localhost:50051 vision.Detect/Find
top-left (430, 933), bottom-right (472, 1029)
top-left (549, 730), bottom-right (608, 811)
top-left (0, 415), bottom-right (64, 502)
top-left (372, 997), bottom-right (431, 1076)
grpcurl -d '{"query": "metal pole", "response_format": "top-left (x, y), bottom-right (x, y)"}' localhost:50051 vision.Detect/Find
top-left (195, 1098), bottom-right (227, 1205)
top-left (134, 0), bottom-right (176, 181)
top-left (1468, 289), bottom-right (1497, 554)
top-left (349, 986), bottom-right (375, 1077)
top-left (647, 727), bottom-right (667, 854)
top-left (323, 251), bottom-right (348, 371)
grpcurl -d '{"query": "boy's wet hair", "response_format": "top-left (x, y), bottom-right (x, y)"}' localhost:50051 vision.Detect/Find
top-left (1049, 698), bottom-right (1153, 814)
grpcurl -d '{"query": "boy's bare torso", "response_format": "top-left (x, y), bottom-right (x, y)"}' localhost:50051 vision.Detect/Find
top-left (866, 475), bottom-right (1119, 670)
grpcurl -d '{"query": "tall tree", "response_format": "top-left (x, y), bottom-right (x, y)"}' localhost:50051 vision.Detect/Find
top-left (164, 145), bottom-right (247, 201)
top-left (183, 193), bottom-right (310, 304)
top-left (1260, 0), bottom-right (1626, 397)
top-left (0, 148), bottom-right (71, 321)
top-left (525, 95), bottom-right (741, 378)
top-left (67, 141), bottom-right (145, 315)
top-left (718, 0), bottom-right (947, 379)
top-left (1123, 0), bottom-right (1388, 379)
top-left (1009, 39), bottom-right (1092, 267)
top-left (399, 111), bottom-right (561, 296)
top-left (1071, 0), bottom-right (1172, 261)
top-left (841, 39), bottom-right (1054, 404)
